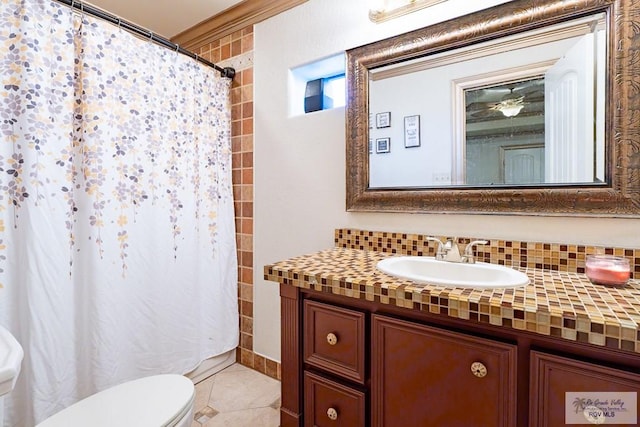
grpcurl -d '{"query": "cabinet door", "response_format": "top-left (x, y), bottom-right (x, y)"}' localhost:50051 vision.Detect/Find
top-left (530, 351), bottom-right (640, 427)
top-left (371, 314), bottom-right (517, 427)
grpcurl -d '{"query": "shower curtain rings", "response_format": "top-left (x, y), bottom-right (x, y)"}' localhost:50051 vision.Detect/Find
top-left (79, 1), bottom-right (86, 26)
top-left (58, 0), bottom-right (234, 78)
top-left (71, 0), bottom-right (84, 33)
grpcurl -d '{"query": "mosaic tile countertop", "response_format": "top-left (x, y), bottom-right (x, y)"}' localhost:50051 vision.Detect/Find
top-left (264, 247), bottom-right (640, 354)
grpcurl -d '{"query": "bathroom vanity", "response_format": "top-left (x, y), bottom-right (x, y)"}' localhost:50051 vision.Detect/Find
top-left (265, 230), bottom-right (640, 427)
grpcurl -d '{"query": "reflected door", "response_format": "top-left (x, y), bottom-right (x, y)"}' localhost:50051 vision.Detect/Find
top-left (545, 33), bottom-right (595, 183)
top-left (502, 145), bottom-right (544, 184)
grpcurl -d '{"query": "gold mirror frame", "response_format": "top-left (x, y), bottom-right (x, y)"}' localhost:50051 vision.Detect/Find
top-left (346, 0), bottom-right (640, 216)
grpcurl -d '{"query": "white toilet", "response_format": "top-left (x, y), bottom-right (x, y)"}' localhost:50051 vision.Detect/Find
top-left (0, 325), bottom-right (24, 427)
top-left (0, 326), bottom-right (195, 427)
top-left (36, 374), bottom-right (195, 427)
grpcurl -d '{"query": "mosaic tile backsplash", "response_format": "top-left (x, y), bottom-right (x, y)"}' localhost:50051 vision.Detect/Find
top-left (335, 228), bottom-right (640, 279)
top-left (264, 228), bottom-right (640, 354)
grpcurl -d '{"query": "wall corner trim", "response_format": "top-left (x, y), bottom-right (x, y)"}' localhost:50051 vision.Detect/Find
top-left (171, 0), bottom-right (308, 51)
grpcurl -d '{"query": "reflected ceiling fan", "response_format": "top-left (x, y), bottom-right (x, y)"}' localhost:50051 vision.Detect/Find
top-left (466, 78), bottom-right (544, 119)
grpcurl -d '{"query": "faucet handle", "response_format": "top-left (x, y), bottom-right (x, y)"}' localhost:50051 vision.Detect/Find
top-left (426, 236), bottom-right (444, 258)
top-left (463, 240), bottom-right (488, 263)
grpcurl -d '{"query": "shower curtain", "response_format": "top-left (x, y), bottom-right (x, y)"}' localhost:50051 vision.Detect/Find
top-left (0, 1), bottom-right (238, 426)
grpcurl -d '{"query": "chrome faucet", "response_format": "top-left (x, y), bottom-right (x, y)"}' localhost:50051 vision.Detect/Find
top-left (461, 240), bottom-right (488, 264)
top-left (427, 236), bottom-right (461, 262)
top-left (426, 236), bottom-right (446, 259)
top-left (427, 237), bottom-right (487, 263)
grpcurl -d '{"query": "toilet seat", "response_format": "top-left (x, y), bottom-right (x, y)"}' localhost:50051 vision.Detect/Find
top-left (36, 374), bottom-right (195, 427)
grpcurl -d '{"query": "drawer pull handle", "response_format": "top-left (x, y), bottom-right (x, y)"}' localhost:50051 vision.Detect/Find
top-left (327, 407), bottom-right (339, 420)
top-left (471, 361), bottom-right (487, 378)
top-left (326, 332), bottom-right (338, 345)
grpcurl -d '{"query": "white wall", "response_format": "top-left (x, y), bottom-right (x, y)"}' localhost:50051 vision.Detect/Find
top-left (368, 36), bottom-right (576, 187)
top-left (253, 0), bottom-right (640, 362)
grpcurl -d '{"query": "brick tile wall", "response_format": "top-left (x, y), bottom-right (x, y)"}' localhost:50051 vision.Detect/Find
top-left (198, 28), bottom-right (280, 381)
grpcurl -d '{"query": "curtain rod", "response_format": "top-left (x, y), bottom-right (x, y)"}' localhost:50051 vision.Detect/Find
top-left (54, 0), bottom-right (236, 80)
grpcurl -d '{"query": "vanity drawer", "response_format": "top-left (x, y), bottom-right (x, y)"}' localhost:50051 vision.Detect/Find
top-left (304, 300), bottom-right (366, 384)
top-left (304, 371), bottom-right (366, 427)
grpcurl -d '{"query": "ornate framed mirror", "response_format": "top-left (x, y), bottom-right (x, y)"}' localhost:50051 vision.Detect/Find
top-left (346, 0), bottom-right (640, 216)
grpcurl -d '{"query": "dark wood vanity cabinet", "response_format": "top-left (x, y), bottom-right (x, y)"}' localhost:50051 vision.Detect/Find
top-left (371, 315), bottom-right (517, 427)
top-left (301, 301), bottom-right (517, 426)
top-left (280, 284), bottom-right (640, 427)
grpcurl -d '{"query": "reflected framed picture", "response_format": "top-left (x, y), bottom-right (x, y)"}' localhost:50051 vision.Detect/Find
top-left (376, 137), bottom-right (390, 153)
top-left (369, 139), bottom-right (373, 154)
top-left (376, 111), bottom-right (391, 128)
top-left (404, 115), bottom-right (420, 148)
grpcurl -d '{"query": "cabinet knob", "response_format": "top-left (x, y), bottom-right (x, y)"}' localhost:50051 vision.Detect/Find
top-left (471, 361), bottom-right (487, 378)
top-left (326, 332), bottom-right (338, 345)
top-left (327, 407), bottom-right (339, 420)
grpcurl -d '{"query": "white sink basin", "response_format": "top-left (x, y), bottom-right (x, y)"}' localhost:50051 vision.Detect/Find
top-left (377, 256), bottom-right (530, 289)
top-left (0, 325), bottom-right (23, 396)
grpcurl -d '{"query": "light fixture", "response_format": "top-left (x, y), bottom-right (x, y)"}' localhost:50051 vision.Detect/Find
top-left (496, 101), bottom-right (524, 117)
top-left (493, 90), bottom-right (525, 118)
top-left (369, 0), bottom-right (448, 23)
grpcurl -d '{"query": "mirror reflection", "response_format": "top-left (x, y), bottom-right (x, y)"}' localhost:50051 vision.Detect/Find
top-left (368, 12), bottom-right (606, 189)
top-left (465, 77), bottom-right (545, 185)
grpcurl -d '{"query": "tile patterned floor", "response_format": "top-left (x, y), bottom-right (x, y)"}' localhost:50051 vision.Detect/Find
top-left (191, 363), bottom-right (281, 426)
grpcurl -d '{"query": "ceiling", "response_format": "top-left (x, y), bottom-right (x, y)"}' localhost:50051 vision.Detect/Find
top-left (86, 0), bottom-right (244, 38)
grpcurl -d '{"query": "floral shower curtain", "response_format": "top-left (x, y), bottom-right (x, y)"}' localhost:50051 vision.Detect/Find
top-left (0, 1), bottom-right (238, 425)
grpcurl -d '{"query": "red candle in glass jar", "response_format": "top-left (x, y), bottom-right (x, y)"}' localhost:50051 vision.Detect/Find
top-left (585, 255), bottom-right (630, 286)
